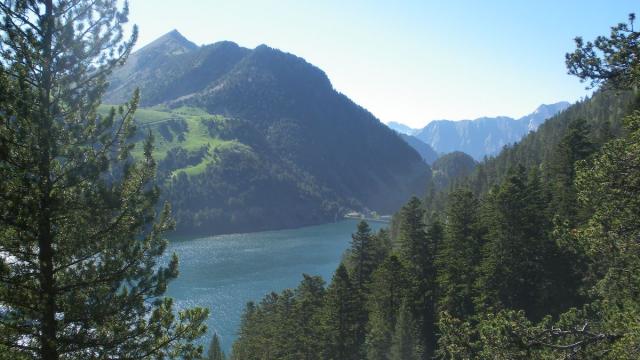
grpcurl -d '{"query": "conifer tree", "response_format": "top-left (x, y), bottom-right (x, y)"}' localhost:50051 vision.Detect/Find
top-left (436, 188), bottom-right (482, 319)
top-left (349, 220), bottom-right (377, 293)
top-left (396, 197), bottom-right (439, 358)
top-left (475, 167), bottom-right (552, 320)
top-left (208, 333), bottom-right (226, 360)
top-left (365, 255), bottom-right (410, 360)
top-left (292, 274), bottom-right (325, 360)
top-left (372, 228), bottom-right (392, 265)
top-left (230, 302), bottom-right (257, 359)
top-left (345, 220), bottom-right (379, 353)
top-left (567, 111), bottom-right (640, 358)
top-left (0, 1), bottom-right (207, 359)
top-left (389, 300), bottom-right (421, 360)
top-left (566, 12), bottom-right (640, 90)
top-left (276, 289), bottom-right (300, 359)
top-left (322, 264), bottom-right (359, 360)
top-left (574, 113), bottom-right (640, 297)
top-left (230, 291), bottom-right (298, 360)
top-left (550, 118), bottom-right (595, 223)
top-left (397, 197), bottom-right (427, 263)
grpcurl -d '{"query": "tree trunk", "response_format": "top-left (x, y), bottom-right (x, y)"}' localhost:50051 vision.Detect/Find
top-left (38, 1), bottom-right (58, 359)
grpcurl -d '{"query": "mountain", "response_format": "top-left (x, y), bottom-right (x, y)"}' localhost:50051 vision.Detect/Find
top-left (105, 31), bottom-right (430, 235)
top-left (431, 151), bottom-right (476, 189)
top-left (387, 121), bottom-right (417, 135)
top-left (386, 122), bottom-right (439, 164)
top-left (106, 34), bottom-right (249, 106)
top-left (518, 102), bottom-right (573, 131)
top-left (398, 133), bottom-right (439, 165)
top-left (413, 102), bottom-right (571, 160)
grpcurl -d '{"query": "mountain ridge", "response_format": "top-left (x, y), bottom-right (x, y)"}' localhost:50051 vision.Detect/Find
top-left (105, 31), bottom-right (430, 235)
top-left (387, 121), bottom-right (417, 135)
top-left (398, 133), bottom-right (439, 165)
top-left (389, 102), bottom-right (571, 160)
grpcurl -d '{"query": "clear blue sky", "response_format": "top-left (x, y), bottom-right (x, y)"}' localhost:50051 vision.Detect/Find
top-left (127, 0), bottom-right (638, 127)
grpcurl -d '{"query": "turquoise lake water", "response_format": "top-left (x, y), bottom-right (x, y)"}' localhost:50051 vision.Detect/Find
top-left (163, 220), bottom-right (386, 353)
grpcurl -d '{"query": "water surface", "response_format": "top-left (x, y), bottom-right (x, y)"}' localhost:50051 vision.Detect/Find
top-left (164, 220), bottom-right (386, 352)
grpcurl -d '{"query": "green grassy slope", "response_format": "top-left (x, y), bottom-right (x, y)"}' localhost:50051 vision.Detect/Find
top-left (100, 105), bottom-right (237, 177)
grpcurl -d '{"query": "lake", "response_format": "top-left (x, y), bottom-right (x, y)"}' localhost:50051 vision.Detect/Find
top-left (163, 219), bottom-right (387, 353)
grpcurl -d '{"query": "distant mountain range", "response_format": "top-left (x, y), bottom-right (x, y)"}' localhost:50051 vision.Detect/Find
top-left (105, 30), bottom-right (429, 235)
top-left (387, 102), bottom-right (570, 160)
top-left (387, 121), bottom-right (418, 136)
top-left (384, 122), bottom-right (439, 165)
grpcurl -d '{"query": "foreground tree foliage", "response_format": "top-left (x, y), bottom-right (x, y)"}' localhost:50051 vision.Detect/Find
top-left (228, 13), bottom-right (640, 360)
top-left (0, 1), bottom-right (207, 359)
top-left (566, 13), bottom-right (640, 90)
top-left (436, 14), bottom-right (640, 360)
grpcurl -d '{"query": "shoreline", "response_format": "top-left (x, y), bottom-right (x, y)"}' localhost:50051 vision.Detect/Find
top-left (167, 218), bottom-right (390, 242)
top-left (343, 216), bottom-right (391, 224)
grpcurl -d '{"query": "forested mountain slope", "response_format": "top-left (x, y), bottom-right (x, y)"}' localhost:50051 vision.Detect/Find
top-left (106, 31), bottom-right (429, 234)
top-left (430, 151), bottom-right (477, 190)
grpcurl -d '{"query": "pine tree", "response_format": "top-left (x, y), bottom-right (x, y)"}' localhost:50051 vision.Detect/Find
top-left (349, 220), bottom-right (377, 293)
top-left (372, 228), bottom-right (392, 265)
top-left (550, 118), bottom-right (595, 223)
top-left (574, 111), bottom-right (640, 298)
top-left (396, 196), bottom-right (439, 358)
top-left (274, 289), bottom-right (299, 360)
top-left (0, 1), bottom-right (207, 359)
top-left (436, 188), bottom-right (482, 319)
top-left (365, 255), bottom-right (410, 360)
top-left (389, 300), bottom-right (421, 360)
top-left (345, 220), bottom-right (379, 353)
top-left (230, 292), bottom-right (294, 360)
top-left (397, 197), bottom-right (427, 263)
top-left (566, 12), bottom-right (640, 90)
top-left (566, 110), bottom-right (640, 358)
top-left (292, 274), bottom-right (325, 360)
top-left (322, 264), bottom-right (359, 360)
top-left (208, 333), bottom-right (226, 360)
top-left (475, 167), bottom-right (552, 320)
top-left (230, 302), bottom-right (257, 359)
top-left (525, 168), bottom-right (575, 316)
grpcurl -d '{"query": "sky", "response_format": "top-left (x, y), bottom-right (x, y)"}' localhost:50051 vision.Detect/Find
top-left (126, 0), bottom-right (638, 128)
